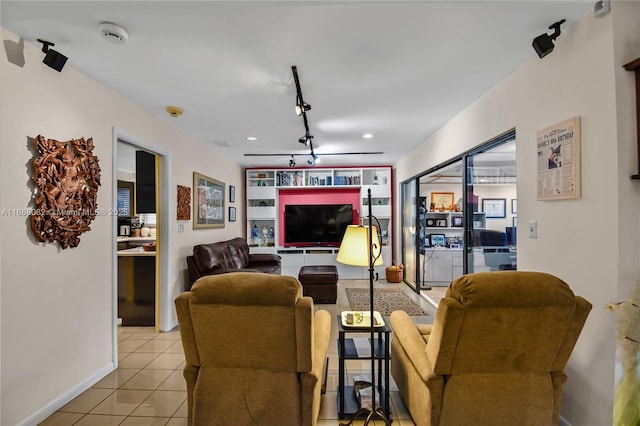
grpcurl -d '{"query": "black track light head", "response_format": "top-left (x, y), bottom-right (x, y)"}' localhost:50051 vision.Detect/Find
top-left (37, 38), bottom-right (67, 72)
top-left (299, 134), bottom-right (313, 146)
top-left (289, 155), bottom-right (296, 167)
top-left (295, 102), bottom-right (311, 116)
top-left (532, 19), bottom-right (566, 59)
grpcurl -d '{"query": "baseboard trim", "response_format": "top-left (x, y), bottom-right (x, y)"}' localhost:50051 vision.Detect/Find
top-left (17, 362), bottom-right (115, 426)
top-left (559, 415), bottom-right (572, 426)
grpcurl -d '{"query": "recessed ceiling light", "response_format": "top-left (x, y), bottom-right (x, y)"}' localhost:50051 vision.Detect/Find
top-left (246, 136), bottom-right (258, 141)
top-left (362, 133), bottom-right (375, 139)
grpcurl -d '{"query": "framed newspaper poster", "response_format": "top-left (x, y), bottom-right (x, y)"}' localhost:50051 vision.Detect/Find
top-left (536, 117), bottom-right (581, 200)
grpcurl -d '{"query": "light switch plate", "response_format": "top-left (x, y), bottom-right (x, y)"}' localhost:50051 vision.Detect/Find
top-left (178, 223), bottom-right (185, 233)
top-left (528, 220), bottom-right (537, 238)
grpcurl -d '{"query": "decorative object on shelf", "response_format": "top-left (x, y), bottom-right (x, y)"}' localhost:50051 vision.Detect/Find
top-left (430, 192), bottom-right (454, 211)
top-left (30, 134), bottom-right (101, 249)
top-left (482, 198), bottom-right (507, 218)
top-left (435, 219), bottom-right (447, 227)
top-left (623, 57), bottom-right (640, 179)
top-left (140, 226), bottom-right (150, 237)
top-left (229, 185), bottom-right (235, 203)
top-left (193, 172), bottom-right (225, 229)
top-left (228, 207), bottom-right (236, 222)
top-left (268, 226), bottom-right (274, 238)
top-left (536, 116), bottom-right (581, 200)
top-left (252, 224), bottom-right (259, 238)
top-left (373, 175), bottom-right (379, 185)
top-left (426, 218), bottom-right (436, 227)
top-left (177, 185), bottom-right (191, 220)
top-left (511, 198), bottom-right (518, 214)
top-left (337, 189), bottom-right (391, 426)
top-left (452, 216), bottom-right (463, 227)
top-left (429, 234), bottom-right (446, 247)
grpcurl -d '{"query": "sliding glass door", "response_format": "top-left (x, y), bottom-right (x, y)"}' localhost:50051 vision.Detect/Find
top-left (400, 131), bottom-right (516, 292)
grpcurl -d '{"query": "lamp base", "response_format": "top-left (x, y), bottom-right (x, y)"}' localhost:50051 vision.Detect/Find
top-left (339, 406), bottom-right (391, 426)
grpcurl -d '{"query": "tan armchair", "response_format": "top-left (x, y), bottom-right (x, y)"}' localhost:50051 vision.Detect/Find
top-left (175, 272), bottom-right (331, 426)
top-left (390, 271), bottom-right (591, 426)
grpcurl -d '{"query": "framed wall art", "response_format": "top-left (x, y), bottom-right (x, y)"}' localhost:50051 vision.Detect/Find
top-left (536, 116), bottom-right (581, 200)
top-left (482, 198), bottom-right (506, 218)
top-left (511, 199), bottom-right (517, 214)
top-left (228, 206), bottom-right (236, 222)
top-left (229, 185), bottom-right (236, 203)
top-left (430, 192), bottom-right (454, 211)
top-left (193, 172), bottom-right (225, 229)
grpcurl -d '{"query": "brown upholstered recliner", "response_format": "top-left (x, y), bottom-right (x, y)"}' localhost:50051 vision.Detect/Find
top-left (186, 237), bottom-right (281, 288)
top-left (175, 272), bottom-right (331, 426)
top-left (389, 271), bottom-right (591, 426)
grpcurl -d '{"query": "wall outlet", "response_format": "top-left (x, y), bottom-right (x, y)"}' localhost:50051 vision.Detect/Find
top-left (528, 220), bottom-right (538, 239)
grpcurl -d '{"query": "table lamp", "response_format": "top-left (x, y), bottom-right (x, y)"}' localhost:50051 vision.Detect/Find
top-left (336, 189), bottom-right (390, 425)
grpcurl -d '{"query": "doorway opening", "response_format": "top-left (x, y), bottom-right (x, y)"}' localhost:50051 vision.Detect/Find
top-left (112, 129), bottom-right (171, 365)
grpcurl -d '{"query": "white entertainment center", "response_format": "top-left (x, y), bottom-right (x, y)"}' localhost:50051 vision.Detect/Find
top-left (245, 166), bottom-right (393, 278)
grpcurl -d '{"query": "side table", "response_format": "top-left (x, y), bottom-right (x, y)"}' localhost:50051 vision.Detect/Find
top-left (336, 314), bottom-right (392, 420)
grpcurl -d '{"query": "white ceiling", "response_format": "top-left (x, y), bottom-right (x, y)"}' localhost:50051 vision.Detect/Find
top-left (1, 1), bottom-right (593, 168)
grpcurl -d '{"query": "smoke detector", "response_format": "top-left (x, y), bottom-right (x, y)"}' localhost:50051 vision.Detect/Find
top-left (166, 106), bottom-right (184, 118)
top-left (99, 22), bottom-right (128, 44)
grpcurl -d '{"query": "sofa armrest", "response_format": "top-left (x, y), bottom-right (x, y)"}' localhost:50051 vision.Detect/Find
top-left (390, 310), bottom-right (435, 383)
top-left (300, 309), bottom-right (331, 426)
top-left (248, 253), bottom-right (282, 265)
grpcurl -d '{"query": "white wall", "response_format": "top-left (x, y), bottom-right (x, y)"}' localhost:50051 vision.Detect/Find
top-left (395, 8), bottom-right (640, 425)
top-left (0, 28), bottom-right (244, 425)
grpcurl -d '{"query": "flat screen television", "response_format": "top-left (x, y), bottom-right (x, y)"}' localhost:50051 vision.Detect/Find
top-left (285, 204), bottom-right (353, 247)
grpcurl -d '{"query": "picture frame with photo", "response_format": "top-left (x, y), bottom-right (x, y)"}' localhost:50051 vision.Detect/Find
top-left (229, 206), bottom-right (236, 222)
top-left (429, 234), bottom-right (446, 247)
top-left (193, 172), bottom-right (225, 229)
top-left (482, 198), bottom-right (506, 218)
top-left (451, 216), bottom-right (463, 227)
top-left (511, 198), bottom-right (517, 214)
top-left (229, 185), bottom-right (236, 203)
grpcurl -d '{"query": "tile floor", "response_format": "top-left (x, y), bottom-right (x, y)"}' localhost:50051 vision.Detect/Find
top-left (40, 279), bottom-right (441, 426)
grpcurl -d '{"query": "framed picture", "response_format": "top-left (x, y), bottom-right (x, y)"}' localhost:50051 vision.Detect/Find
top-left (513, 216), bottom-right (518, 227)
top-left (229, 185), bottom-right (236, 203)
top-left (511, 199), bottom-right (517, 214)
top-left (176, 185), bottom-right (191, 220)
top-left (435, 219), bottom-right (447, 227)
top-left (452, 216), bottom-right (463, 227)
top-left (228, 207), bottom-right (236, 222)
top-left (193, 172), bottom-right (225, 229)
top-left (429, 234), bottom-right (446, 247)
top-left (536, 116), bottom-right (581, 200)
top-left (426, 218), bottom-right (436, 227)
top-left (482, 198), bottom-right (506, 218)
top-left (430, 192), bottom-right (455, 211)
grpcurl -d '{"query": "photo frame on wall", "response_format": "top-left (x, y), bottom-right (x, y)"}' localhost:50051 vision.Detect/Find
top-left (229, 185), bottom-right (236, 203)
top-left (193, 172), bottom-right (225, 229)
top-left (430, 192), bottom-right (454, 211)
top-left (229, 207), bottom-right (236, 222)
top-left (482, 198), bottom-right (506, 218)
top-left (511, 199), bottom-right (517, 214)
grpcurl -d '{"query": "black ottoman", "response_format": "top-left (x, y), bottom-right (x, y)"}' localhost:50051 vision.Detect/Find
top-left (298, 265), bottom-right (338, 304)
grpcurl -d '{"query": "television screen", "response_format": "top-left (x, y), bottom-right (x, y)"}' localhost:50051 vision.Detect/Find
top-left (285, 204), bottom-right (353, 246)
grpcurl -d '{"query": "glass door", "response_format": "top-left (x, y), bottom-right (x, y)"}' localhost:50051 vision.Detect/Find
top-left (466, 138), bottom-right (517, 273)
top-left (401, 180), bottom-right (418, 289)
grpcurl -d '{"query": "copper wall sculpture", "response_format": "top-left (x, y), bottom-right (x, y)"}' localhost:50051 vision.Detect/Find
top-left (177, 185), bottom-right (191, 220)
top-left (31, 135), bottom-right (101, 249)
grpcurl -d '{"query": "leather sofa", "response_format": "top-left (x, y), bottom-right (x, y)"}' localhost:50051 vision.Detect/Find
top-left (186, 237), bottom-right (281, 288)
top-left (175, 272), bottom-right (331, 425)
top-left (389, 271), bottom-right (591, 426)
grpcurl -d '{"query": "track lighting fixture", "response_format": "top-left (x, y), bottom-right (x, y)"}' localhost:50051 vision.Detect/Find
top-left (532, 19), bottom-right (566, 59)
top-left (289, 155), bottom-right (296, 167)
top-left (295, 101), bottom-right (311, 116)
top-left (298, 133), bottom-right (313, 146)
top-left (37, 39), bottom-right (67, 72)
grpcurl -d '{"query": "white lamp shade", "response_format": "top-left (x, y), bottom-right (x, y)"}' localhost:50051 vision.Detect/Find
top-left (336, 225), bottom-right (383, 267)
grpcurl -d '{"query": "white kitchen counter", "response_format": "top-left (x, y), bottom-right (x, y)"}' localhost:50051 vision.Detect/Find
top-left (117, 236), bottom-right (156, 243)
top-left (117, 246), bottom-right (156, 257)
